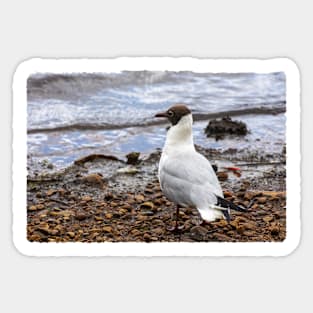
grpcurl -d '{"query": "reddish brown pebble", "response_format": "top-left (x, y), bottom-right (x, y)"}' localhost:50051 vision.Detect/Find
top-left (258, 197), bottom-right (267, 204)
top-left (217, 171), bottom-right (228, 181)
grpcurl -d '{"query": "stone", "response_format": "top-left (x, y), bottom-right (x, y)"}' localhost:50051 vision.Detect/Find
top-left (82, 195), bottom-right (92, 202)
top-left (190, 226), bottom-right (208, 241)
top-left (103, 226), bottom-right (113, 233)
top-left (75, 212), bottom-right (88, 221)
top-left (140, 201), bottom-right (154, 210)
top-left (81, 174), bottom-right (104, 187)
top-left (258, 197), bottom-right (267, 204)
top-left (126, 152), bottom-right (140, 165)
top-left (105, 213), bottom-right (113, 219)
top-left (214, 233), bottom-right (231, 241)
top-left (217, 171), bottom-right (228, 181)
top-left (67, 231), bottom-right (75, 238)
top-left (143, 233), bottom-right (151, 242)
top-left (135, 194), bottom-right (145, 202)
top-left (46, 189), bottom-right (57, 196)
top-left (28, 204), bottom-right (45, 211)
top-left (263, 216), bottom-right (274, 223)
top-left (223, 190), bottom-right (233, 198)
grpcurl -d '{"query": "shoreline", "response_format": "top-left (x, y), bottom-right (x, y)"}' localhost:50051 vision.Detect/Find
top-left (28, 106), bottom-right (285, 134)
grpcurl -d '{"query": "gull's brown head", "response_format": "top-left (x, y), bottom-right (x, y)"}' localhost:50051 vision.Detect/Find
top-left (155, 104), bottom-right (191, 126)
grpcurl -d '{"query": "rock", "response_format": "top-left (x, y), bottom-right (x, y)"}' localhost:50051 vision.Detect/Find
top-left (223, 190), bottom-right (233, 198)
top-left (152, 192), bottom-right (163, 199)
top-left (215, 219), bottom-right (229, 228)
top-left (244, 191), bottom-right (257, 201)
top-left (214, 233), bottom-right (231, 241)
top-left (217, 171), bottom-right (228, 181)
top-left (144, 188), bottom-right (154, 194)
top-left (105, 213), bottom-right (113, 219)
top-left (81, 174), bottom-right (104, 187)
top-left (121, 204), bottom-right (133, 212)
top-left (140, 201), bottom-right (155, 210)
top-left (230, 220), bottom-right (239, 229)
top-left (94, 216), bottom-right (104, 221)
top-left (28, 204), bottom-right (45, 211)
top-left (261, 191), bottom-right (286, 199)
top-left (118, 208), bottom-right (128, 215)
top-left (104, 192), bottom-right (114, 200)
top-left (241, 222), bottom-right (256, 230)
top-left (126, 152), bottom-right (140, 165)
top-left (190, 226), bottom-right (208, 241)
top-left (143, 233), bottom-right (151, 242)
top-left (270, 225), bottom-right (280, 236)
top-left (67, 231), bottom-right (75, 238)
top-left (257, 197), bottom-right (267, 204)
top-left (205, 116), bottom-right (248, 138)
top-left (74, 154), bottom-right (120, 165)
top-left (153, 227), bottom-right (164, 235)
top-left (130, 229), bottom-right (141, 237)
top-left (46, 189), bottom-right (58, 196)
top-left (82, 195), bottom-right (92, 202)
top-left (141, 210), bottom-right (154, 216)
top-left (263, 216), bottom-right (274, 223)
top-left (103, 226), bottom-right (113, 233)
top-left (116, 166), bottom-right (139, 175)
top-left (75, 212), bottom-right (89, 221)
top-left (134, 194), bottom-right (145, 203)
top-left (36, 226), bottom-right (51, 235)
top-left (236, 225), bottom-right (245, 235)
top-left (243, 231), bottom-right (255, 236)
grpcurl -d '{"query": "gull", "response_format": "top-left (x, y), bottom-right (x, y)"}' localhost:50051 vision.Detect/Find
top-left (155, 104), bottom-right (245, 231)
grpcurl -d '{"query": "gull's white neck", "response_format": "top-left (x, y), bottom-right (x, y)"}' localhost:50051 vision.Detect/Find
top-left (163, 114), bottom-right (195, 153)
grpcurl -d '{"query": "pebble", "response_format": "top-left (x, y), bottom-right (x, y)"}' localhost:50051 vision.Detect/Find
top-left (270, 225), bottom-right (280, 236)
top-left (67, 231), bottom-right (75, 238)
top-left (258, 197), bottom-right (267, 204)
top-left (135, 194), bottom-right (145, 202)
top-left (126, 152), bottom-right (140, 165)
top-left (103, 226), bottom-right (113, 233)
top-left (214, 233), bottom-right (232, 241)
top-left (75, 212), bottom-right (89, 221)
top-left (263, 216), bottom-right (274, 223)
top-left (28, 204), bottom-right (45, 211)
top-left (140, 201), bottom-right (155, 210)
top-left (190, 226), bottom-right (208, 241)
top-left (143, 233), bottom-right (151, 242)
top-left (217, 171), bottom-right (228, 181)
top-left (105, 213), bottom-right (113, 219)
top-left (27, 160), bottom-right (286, 243)
top-left (82, 174), bottom-right (104, 187)
top-left (46, 189), bottom-right (57, 196)
top-left (82, 195), bottom-right (92, 202)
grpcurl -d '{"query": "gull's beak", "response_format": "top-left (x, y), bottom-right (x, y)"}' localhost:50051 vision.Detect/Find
top-left (155, 111), bottom-right (168, 118)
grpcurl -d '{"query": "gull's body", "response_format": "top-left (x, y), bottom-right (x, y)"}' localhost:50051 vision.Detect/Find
top-left (155, 105), bottom-right (245, 228)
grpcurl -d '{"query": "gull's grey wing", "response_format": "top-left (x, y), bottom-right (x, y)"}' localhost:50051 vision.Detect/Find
top-left (160, 150), bottom-right (223, 198)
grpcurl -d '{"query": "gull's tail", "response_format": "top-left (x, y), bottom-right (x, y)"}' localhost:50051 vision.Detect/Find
top-left (216, 196), bottom-right (246, 222)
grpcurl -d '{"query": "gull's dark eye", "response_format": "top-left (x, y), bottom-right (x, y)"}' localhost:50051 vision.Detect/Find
top-left (167, 110), bottom-right (174, 117)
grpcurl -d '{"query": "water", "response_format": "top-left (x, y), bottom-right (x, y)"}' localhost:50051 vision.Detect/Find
top-left (27, 71), bottom-right (286, 168)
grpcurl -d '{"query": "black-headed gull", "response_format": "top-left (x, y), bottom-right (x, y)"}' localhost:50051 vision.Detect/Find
top-left (155, 104), bottom-right (245, 231)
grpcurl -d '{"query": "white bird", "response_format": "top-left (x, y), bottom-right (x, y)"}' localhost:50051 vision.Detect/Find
top-left (155, 104), bottom-right (245, 231)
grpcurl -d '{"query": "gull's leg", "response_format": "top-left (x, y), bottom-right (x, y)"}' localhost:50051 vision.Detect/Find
top-left (167, 205), bottom-right (184, 231)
